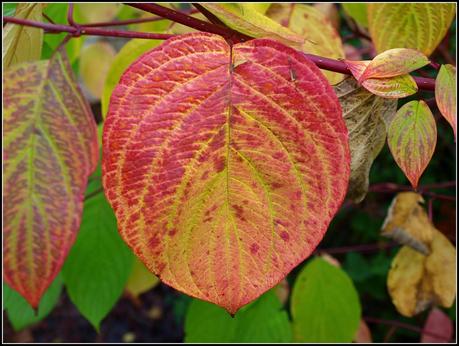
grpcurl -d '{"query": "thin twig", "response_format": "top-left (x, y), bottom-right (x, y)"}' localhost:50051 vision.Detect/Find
top-left (364, 316), bottom-right (451, 342)
top-left (3, 16), bottom-right (175, 40)
top-left (84, 187), bottom-right (104, 201)
top-left (192, 3), bottom-right (226, 26)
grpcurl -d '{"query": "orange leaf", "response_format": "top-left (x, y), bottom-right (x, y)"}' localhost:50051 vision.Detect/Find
top-left (344, 60), bottom-right (418, 98)
top-left (103, 33), bottom-right (350, 314)
top-left (359, 48), bottom-right (429, 82)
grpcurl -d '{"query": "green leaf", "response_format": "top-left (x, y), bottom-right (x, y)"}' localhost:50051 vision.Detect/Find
top-left (4, 275), bottom-right (63, 331)
top-left (185, 290), bottom-right (292, 342)
top-left (291, 257), bottom-right (361, 342)
top-left (342, 3), bottom-right (368, 27)
top-left (3, 3), bottom-right (18, 16)
top-left (125, 256), bottom-right (160, 298)
top-left (62, 193), bottom-right (134, 330)
top-left (102, 38), bottom-right (162, 118)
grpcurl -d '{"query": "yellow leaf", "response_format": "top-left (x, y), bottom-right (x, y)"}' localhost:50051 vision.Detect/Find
top-left (3, 4), bottom-right (44, 68)
top-left (381, 192), bottom-right (435, 254)
top-left (387, 231), bottom-right (456, 317)
top-left (267, 4), bottom-right (345, 85)
top-left (425, 231), bottom-right (456, 308)
top-left (387, 245), bottom-right (426, 317)
top-left (125, 257), bottom-right (160, 298)
top-left (202, 3), bottom-right (304, 48)
top-left (75, 3), bottom-right (121, 23)
top-left (80, 42), bottom-right (116, 99)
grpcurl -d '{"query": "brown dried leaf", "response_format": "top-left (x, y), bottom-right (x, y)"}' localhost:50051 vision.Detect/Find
top-left (334, 78), bottom-right (397, 203)
top-left (381, 192), bottom-right (435, 254)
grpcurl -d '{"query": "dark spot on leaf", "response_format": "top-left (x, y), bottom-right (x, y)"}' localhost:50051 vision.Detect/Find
top-left (250, 243), bottom-right (260, 254)
top-left (280, 231), bottom-right (289, 241)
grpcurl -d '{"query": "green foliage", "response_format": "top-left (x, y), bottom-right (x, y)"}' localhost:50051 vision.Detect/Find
top-left (62, 192), bottom-right (134, 330)
top-left (291, 257), bottom-right (361, 342)
top-left (184, 290), bottom-right (292, 343)
top-left (4, 275), bottom-right (63, 331)
top-left (3, 3), bottom-right (17, 16)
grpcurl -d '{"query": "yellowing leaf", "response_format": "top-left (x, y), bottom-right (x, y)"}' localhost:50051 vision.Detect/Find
top-left (435, 64), bottom-right (456, 139)
top-left (359, 48), bottom-right (430, 82)
top-left (381, 192), bottom-right (435, 254)
top-left (425, 231), bottom-right (456, 308)
top-left (387, 245), bottom-right (427, 317)
top-left (387, 101), bottom-right (437, 188)
top-left (3, 3), bottom-right (44, 68)
top-left (3, 50), bottom-right (99, 308)
top-left (267, 4), bottom-right (345, 85)
top-left (388, 230), bottom-right (456, 317)
top-left (368, 3), bottom-right (456, 56)
top-left (342, 3), bottom-right (368, 27)
top-left (103, 33), bottom-right (350, 314)
top-left (80, 42), bottom-right (116, 99)
top-left (245, 3), bottom-right (271, 14)
top-left (334, 78), bottom-right (397, 202)
top-left (201, 4), bottom-right (305, 48)
top-left (102, 38), bottom-right (162, 117)
top-left (345, 60), bottom-right (418, 98)
top-left (125, 257), bottom-right (160, 298)
top-left (313, 3), bottom-right (340, 31)
top-left (75, 3), bottom-right (121, 23)
top-left (168, 12), bottom-right (210, 35)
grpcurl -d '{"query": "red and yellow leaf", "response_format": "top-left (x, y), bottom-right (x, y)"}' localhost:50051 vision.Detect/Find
top-left (359, 48), bottom-right (430, 82)
top-left (387, 101), bottom-right (437, 188)
top-left (3, 50), bottom-right (99, 308)
top-left (345, 60), bottom-right (418, 98)
top-left (435, 64), bottom-right (456, 139)
top-left (103, 33), bottom-right (350, 314)
top-left (368, 3), bottom-right (456, 56)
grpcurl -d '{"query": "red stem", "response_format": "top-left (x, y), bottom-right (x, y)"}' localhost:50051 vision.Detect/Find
top-left (127, 3), bottom-right (251, 43)
top-left (3, 5), bottom-right (438, 92)
top-left (3, 16), bottom-right (175, 40)
top-left (368, 183), bottom-right (455, 201)
top-left (192, 3), bottom-right (226, 26)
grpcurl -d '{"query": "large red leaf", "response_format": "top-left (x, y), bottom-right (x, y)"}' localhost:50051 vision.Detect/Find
top-left (103, 32), bottom-right (350, 314)
top-left (3, 50), bottom-right (98, 308)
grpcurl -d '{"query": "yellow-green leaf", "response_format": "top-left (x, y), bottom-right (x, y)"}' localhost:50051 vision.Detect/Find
top-left (102, 38), bottom-right (163, 118)
top-left (75, 3), bottom-right (121, 23)
top-left (125, 257), bottom-right (160, 298)
top-left (435, 64), bottom-right (456, 139)
top-left (359, 48), bottom-right (430, 82)
top-left (368, 3), bottom-right (456, 56)
top-left (345, 60), bottom-right (418, 98)
top-left (342, 3), bottom-right (368, 27)
top-left (3, 3), bottom-right (44, 68)
top-left (334, 78), bottom-right (397, 203)
top-left (201, 3), bottom-right (305, 48)
top-left (267, 3), bottom-right (345, 85)
top-left (245, 3), bottom-right (271, 14)
top-left (80, 41), bottom-right (116, 99)
top-left (387, 101), bottom-right (437, 188)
